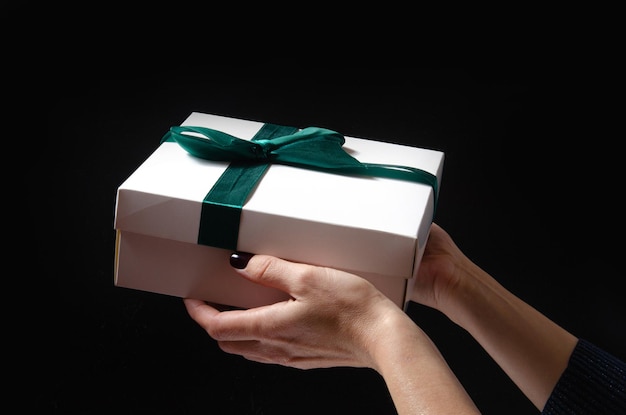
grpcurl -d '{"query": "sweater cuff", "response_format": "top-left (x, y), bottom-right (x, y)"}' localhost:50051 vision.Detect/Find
top-left (542, 338), bottom-right (625, 414)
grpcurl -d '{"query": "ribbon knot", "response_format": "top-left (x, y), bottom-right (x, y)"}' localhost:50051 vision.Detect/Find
top-left (250, 140), bottom-right (273, 160)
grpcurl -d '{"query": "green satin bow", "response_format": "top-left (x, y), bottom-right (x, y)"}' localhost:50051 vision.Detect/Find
top-left (163, 125), bottom-right (362, 169)
top-left (161, 123), bottom-right (439, 250)
top-left (162, 125), bottom-right (439, 197)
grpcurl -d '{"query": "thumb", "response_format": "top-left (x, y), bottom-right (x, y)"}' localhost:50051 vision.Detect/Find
top-left (230, 252), bottom-right (314, 298)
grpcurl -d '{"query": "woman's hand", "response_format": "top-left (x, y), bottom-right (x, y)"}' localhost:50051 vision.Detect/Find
top-left (184, 253), bottom-right (403, 370)
top-left (411, 222), bottom-right (486, 321)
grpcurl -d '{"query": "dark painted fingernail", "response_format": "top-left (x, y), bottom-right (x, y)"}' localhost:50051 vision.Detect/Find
top-left (230, 252), bottom-right (254, 269)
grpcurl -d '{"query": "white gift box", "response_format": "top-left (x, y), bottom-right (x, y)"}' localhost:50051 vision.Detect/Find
top-left (114, 112), bottom-right (444, 310)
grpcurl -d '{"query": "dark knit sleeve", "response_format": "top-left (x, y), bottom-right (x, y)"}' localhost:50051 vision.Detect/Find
top-left (542, 338), bottom-right (626, 414)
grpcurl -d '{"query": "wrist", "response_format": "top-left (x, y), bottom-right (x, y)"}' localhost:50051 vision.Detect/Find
top-left (366, 306), bottom-right (431, 371)
top-left (368, 310), bottom-right (481, 414)
top-left (438, 257), bottom-right (498, 328)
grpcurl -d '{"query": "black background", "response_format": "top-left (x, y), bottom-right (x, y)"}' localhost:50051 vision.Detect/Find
top-left (34, 65), bottom-right (624, 414)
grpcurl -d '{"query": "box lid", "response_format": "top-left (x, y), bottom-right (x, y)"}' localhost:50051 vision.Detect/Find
top-left (114, 112), bottom-right (444, 279)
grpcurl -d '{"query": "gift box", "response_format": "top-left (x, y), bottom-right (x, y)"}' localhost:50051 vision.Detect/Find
top-left (114, 112), bottom-right (444, 310)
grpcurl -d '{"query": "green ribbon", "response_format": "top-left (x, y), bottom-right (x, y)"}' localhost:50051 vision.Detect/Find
top-left (161, 123), bottom-right (439, 250)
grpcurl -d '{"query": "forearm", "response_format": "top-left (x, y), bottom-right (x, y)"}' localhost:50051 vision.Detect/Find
top-left (371, 313), bottom-right (480, 415)
top-left (443, 261), bottom-right (578, 410)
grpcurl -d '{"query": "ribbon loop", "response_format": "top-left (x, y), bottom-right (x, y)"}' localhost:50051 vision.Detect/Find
top-left (162, 125), bottom-right (262, 161)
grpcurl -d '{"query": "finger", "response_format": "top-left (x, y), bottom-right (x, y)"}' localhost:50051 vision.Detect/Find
top-left (183, 298), bottom-right (220, 326)
top-left (199, 301), bottom-right (294, 342)
top-left (184, 296), bottom-right (296, 342)
top-left (216, 339), bottom-right (306, 368)
top-left (218, 339), bottom-right (301, 367)
top-left (218, 339), bottom-right (362, 370)
top-left (184, 297), bottom-right (255, 340)
top-left (234, 254), bottom-right (322, 298)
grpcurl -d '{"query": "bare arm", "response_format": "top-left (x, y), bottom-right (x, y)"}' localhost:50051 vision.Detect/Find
top-left (410, 223), bottom-right (578, 410)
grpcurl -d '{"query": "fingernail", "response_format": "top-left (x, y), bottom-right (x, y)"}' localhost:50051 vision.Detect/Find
top-left (230, 252), bottom-right (254, 269)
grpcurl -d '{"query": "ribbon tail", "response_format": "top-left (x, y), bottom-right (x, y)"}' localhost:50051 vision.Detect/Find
top-left (356, 163), bottom-right (439, 212)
